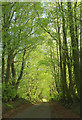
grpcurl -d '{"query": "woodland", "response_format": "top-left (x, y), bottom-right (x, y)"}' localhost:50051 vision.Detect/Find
top-left (1, 1), bottom-right (82, 117)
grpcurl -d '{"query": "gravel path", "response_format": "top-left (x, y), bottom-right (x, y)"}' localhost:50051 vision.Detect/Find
top-left (13, 102), bottom-right (51, 118)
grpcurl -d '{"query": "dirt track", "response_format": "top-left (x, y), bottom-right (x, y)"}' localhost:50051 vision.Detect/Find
top-left (13, 102), bottom-right (51, 118)
top-left (12, 102), bottom-right (80, 118)
top-left (3, 102), bottom-right (80, 119)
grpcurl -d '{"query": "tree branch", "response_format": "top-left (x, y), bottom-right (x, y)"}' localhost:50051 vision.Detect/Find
top-left (16, 49), bottom-right (26, 87)
top-left (34, 4), bottom-right (58, 44)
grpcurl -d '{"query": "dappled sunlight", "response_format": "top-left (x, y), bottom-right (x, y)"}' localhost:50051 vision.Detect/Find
top-left (42, 98), bottom-right (48, 102)
top-left (2, 2), bottom-right (80, 118)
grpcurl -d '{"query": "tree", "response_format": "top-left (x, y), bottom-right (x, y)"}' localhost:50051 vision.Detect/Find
top-left (2, 2), bottom-right (81, 103)
top-left (67, 2), bottom-right (80, 97)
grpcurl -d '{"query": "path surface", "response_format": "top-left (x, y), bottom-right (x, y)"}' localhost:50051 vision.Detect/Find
top-left (50, 102), bottom-right (80, 118)
top-left (8, 102), bottom-right (80, 119)
top-left (13, 102), bottom-right (51, 118)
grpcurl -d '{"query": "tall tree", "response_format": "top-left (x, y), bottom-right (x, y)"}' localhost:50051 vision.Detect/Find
top-left (67, 2), bottom-right (80, 97)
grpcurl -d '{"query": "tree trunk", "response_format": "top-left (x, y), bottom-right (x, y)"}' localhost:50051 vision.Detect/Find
top-left (11, 59), bottom-right (16, 85)
top-left (57, 23), bottom-right (64, 98)
top-left (2, 44), bottom-right (6, 83)
top-left (56, 5), bottom-right (65, 99)
top-left (68, 2), bottom-right (80, 97)
top-left (80, 3), bottom-right (82, 116)
top-left (16, 49), bottom-right (26, 89)
top-left (5, 54), bottom-right (11, 84)
top-left (61, 3), bottom-right (73, 101)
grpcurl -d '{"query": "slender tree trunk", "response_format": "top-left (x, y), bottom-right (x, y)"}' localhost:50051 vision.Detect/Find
top-left (56, 6), bottom-right (65, 99)
top-left (2, 44), bottom-right (6, 83)
top-left (2, 14), bottom-right (6, 83)
top-left (57, 25), bottom-right (65, 98)
top-left (56, 43), bottom-right (60, 93)
top-left (50, 47), bottom-right (59, 93)
top-left (11, 59), bottom-right (16, 85)
top-left (68, 2), bottom-right (80, 97)
top-left (5, 54), bottom-right (11, 84)
top-left (13, 49), bottom-right (26, 100)
top-left (80, 3), bottom-right (82, 116)
top-left (16, 49), bottom-right (26, 89)
top-left (61, 3), bottom-right (73, 101)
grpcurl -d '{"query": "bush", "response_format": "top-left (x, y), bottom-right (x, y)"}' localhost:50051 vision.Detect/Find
top-left (2, 84), bottom-right (17, 102)
top-left (52, 91), bottom-right (64, 102)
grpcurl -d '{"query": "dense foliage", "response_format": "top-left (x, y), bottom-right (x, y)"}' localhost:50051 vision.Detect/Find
top-left (1, 2), bottom-right (81, 106)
